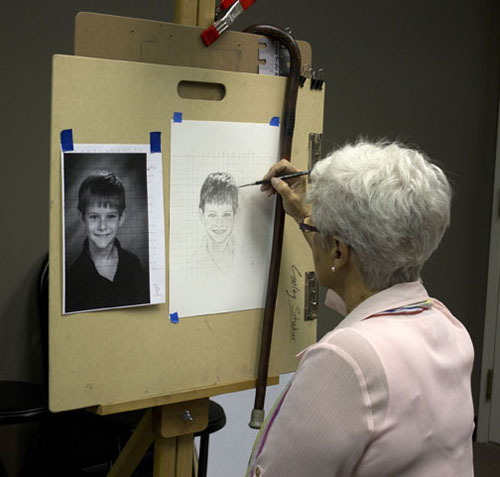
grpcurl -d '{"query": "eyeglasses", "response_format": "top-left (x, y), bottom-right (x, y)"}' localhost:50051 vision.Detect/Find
top-left (298, 216), bottom-right (320, 233)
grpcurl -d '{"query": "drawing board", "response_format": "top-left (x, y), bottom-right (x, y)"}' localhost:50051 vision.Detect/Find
top-left (49, 54), bottom-right (324, 412)
top-left (74, 12), bottom-right (313, 75)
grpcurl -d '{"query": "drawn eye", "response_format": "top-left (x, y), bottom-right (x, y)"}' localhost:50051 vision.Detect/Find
top-left (223, 213), bottom-right (232, 218)
top-left (107, 214), bottom-right (118, 220)
top-left (89, 215), bottom-right (98, 220)
top-left (207, 213), bottom-right (216, 218)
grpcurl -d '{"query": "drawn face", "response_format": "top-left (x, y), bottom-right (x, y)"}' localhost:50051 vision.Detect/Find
top-left (80, 204), bottom-right (125, 251)
top-left (200, 201), bottom-right (235, 244)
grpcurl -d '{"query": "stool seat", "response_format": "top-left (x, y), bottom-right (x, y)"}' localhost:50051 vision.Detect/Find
top-left (196, 400), bottom-right (226, 437)
top-left (0, 381), bottom-right (48, 425)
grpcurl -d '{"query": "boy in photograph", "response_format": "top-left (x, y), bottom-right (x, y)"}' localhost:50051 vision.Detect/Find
top-left (65, 171), bottom-right (149, 313)
top-left (199, 172), bottom-right (239, 272)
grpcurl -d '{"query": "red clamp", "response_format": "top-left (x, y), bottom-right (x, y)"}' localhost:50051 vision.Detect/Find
top-left (201, 0), bottom-right (258, 46)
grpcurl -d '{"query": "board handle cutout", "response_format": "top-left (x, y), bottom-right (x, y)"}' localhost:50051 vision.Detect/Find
top-left (177, 81), bottom-right (226, 101)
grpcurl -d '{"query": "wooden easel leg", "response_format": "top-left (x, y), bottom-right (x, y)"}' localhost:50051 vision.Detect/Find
top-left (107, 410), bottom-right (154, 477)
top-left (176, 434), bottom-right (194, 476)
top-left (193, 442), bottom-right (199, 476)
top-left (154, 436), bottom-right (177, 475)
top-left (153, 434), bottom-right (194, 477)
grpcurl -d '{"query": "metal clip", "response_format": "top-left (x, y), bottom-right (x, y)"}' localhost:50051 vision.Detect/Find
top-left (182, 410), bottom-right (194, 422)
top-left (308, 133), bottom-right (323, 171)
top-left (300, 64), bottom-right (311, 87)
top-left (213, 1), bottom-right (244, 37)
top-left (310, 68), bottom-right (325, 91)
top-left (304, 272), bottom-right (318, 321)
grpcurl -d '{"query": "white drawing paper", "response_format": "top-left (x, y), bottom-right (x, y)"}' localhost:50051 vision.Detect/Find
top-left (62, 143), bottom-right (166, 314)
top-left (169, 119), bottom-right (280, 317)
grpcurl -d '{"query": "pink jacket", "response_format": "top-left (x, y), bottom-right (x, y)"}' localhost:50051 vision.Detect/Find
top-left (248, 281), bottom-right (474, 477)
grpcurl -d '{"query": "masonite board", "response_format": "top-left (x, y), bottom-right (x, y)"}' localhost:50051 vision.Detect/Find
top-left (49, 55), bottom-right (324, 412)
top-left (74, 12), bottom-right (313, 75)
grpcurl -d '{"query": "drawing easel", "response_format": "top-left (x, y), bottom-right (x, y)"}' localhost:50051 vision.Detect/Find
top-left (48, 1), bottom-right (324, 475)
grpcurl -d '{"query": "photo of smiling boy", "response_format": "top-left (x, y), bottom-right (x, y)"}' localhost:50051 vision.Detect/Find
top-left (65, 170), bottom-right (150, 313)
top-left (199, 172), bottom-right (239, 272)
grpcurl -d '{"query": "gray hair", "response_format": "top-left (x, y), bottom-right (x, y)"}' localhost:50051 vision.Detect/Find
top-left (307, 140), bottom-right (452, 290)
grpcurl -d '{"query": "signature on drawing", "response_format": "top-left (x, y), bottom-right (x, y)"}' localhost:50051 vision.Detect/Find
top-left (285, 264), bottom-right (302, 341)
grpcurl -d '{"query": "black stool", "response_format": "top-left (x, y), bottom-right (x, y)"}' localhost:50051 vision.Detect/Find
top-left (0, 382), bottom-right (48, 426)
top-left (195, 400), bottom-right (226, 477)
top-left (0, 257), bottom-right (52, 476)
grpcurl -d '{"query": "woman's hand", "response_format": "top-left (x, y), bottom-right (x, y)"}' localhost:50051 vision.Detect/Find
top-left (261, 159), bottom-right (311, 223)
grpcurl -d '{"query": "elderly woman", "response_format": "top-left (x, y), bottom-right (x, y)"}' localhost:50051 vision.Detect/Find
top-left (247, 141), bottom-right (474, 477)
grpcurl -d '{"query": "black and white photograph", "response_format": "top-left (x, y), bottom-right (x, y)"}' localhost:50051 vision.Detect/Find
top-left (63, 151), bottom-right (151, 313)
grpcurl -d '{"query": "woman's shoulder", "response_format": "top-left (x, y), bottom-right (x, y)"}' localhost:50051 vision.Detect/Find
top-left (300, 329), bottom-right (389, 426)
top-left (304, 329), bottom-right (388, 393)
top-left (310, 328), bottom-right (386, 376)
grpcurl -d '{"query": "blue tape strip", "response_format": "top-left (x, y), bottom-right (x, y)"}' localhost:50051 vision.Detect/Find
top-left (150, 132), bottom-right (161, 153)
top-left (60, 129), bottom-right (74, 152)
top-left (270, 116), bottom-right (280, 127)
top-left (173, 112), bottom-right (183, 123)
top-left (170, 312), bottom-right (179, 324)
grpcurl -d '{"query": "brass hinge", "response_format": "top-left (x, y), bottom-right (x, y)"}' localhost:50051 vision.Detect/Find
top-left (308, 133), bottom-right (323, 171)
top-left (304, 271), bottom-right (318, 321)
top-left (486, 369), bottom-right (494, 401)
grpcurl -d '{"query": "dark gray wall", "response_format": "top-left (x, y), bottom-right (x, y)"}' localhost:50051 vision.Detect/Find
top-left (0, 0), bottom-right (498, 470)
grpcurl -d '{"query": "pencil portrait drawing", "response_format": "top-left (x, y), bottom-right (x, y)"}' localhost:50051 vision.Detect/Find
top-left (169, 119), bottom-right (279, 317)
top-left (199, 172), bottom-right (239, 272)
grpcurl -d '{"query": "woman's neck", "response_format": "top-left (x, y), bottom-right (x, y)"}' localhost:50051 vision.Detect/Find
top-left (339, 256), bottom-right (377, 313)
top-left (344, 286), bottom-right (377, 314)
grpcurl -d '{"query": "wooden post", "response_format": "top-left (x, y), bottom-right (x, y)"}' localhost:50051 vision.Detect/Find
top-left (174, 0), bottom-right (215, 27)
top-left (149, 4), bottom-right (215, 474)
top-left (197, 0), bottom-right (216, 28)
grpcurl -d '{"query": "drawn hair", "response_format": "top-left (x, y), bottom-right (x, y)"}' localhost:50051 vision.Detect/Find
top-left (199, 172), bottom-right (238, 213)
top-left (77, 171), bottom-right (126, 216)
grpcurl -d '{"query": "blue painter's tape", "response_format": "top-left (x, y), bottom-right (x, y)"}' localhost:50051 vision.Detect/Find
top-left (61, 129), bottom-right (74, 152)
top-left (170, 312), bottom-right (179, 324)
top-left (150, 131), bottom-right (161, 153)
top-left (270, 116), bottom-right (280, 127)
top-left (173, 112), bottom-right (183, 123)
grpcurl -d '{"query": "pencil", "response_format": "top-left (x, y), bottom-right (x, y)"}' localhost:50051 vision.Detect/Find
top-left (238, 169), bottom-right (310, 188)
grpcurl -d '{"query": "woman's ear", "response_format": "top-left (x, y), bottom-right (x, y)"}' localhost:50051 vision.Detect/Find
top-left (331, 236), bottom-right (350, 271)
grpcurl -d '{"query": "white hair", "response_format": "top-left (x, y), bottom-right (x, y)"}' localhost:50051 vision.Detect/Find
top-left (307, 140), bottom-right (452, 290)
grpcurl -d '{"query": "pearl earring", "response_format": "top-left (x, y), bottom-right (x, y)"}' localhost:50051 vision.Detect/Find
top-left (331, 266), bottom-right (336, 272)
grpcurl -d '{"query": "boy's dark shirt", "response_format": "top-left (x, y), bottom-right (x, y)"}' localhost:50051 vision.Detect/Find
top-left (66, 239), bottom-right (149, 313)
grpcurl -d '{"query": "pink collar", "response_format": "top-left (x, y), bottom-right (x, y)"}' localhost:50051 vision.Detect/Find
top-left (297, 281), bottom-right (431, 359)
